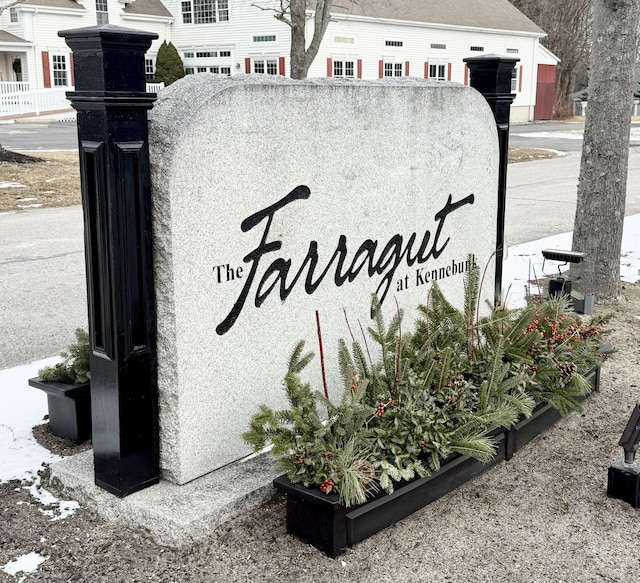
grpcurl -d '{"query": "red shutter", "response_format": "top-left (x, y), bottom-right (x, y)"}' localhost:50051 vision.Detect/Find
top-left (42, 51), bottom-right (51, 88)
top-left (378, 60), bottom-right (383, 79)
top-left (357, 59), bottom-right (362, 79)
top-left (278, 56), bottom-right (285, 76)
top-left (326, 58), bottom-right (332, 77)
top-left (245, 58), bottom-right (251, 74)
top-left (69, 53), bottom-right (74, 86)
top-left (519, 65), bottom-right (523, 92)
top-left (405, 61), bottom-right (410, 76)
top-left (424, 62), bottom-right (429, 79)
top-left (464, 64), bottom-right (468, 85)
top-left (447, 63), bottom-right (452, 81)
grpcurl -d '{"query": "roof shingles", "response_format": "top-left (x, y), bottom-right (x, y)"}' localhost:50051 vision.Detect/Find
top-left (332, 0), bottom-right (544, 35)
top-left (17, 0), bottom-right (84, 9)
top-left (124, 0), bottom-right (173, 17)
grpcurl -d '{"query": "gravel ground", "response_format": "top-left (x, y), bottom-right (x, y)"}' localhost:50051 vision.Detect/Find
top-left (1, 282), bottom-right (639, 583)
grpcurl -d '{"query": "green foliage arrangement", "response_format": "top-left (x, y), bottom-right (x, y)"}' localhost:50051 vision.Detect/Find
top-left (243, 266), bottom-right (612, 508)
top-left (38, 328), bottom-right (90, 385)
top-left (154, 41), bottom-right (185, 86)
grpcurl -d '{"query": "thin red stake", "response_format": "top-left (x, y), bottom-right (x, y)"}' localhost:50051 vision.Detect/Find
top-left (343, 307), bottom-right (356, 343)
top-left (358, 319), bottom-right (374, 368)
top-left (315, 310), bottom-right (329, 400)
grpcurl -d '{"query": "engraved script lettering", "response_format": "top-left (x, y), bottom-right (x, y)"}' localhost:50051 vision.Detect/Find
top-left (215, 186), bottom-right (474, 335)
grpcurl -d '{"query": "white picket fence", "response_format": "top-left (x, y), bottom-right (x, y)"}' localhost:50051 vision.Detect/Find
top-left (0, 82), bottom-right (165, 118)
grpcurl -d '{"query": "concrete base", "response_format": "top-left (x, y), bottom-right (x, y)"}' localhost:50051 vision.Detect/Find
top-left (49, 450), bottom-right (279, 546)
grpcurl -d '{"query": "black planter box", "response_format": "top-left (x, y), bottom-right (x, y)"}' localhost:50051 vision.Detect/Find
top-left (505, 365), bottom-right (600, 459)
top-left (28, 377), bottom-right (91, 442)
top-left (274, 429), bottom-right (506, 557)
top-left (274, 366), bottom-right (601, 557)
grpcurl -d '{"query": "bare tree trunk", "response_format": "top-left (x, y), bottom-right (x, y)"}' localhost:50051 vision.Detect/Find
top-left (289, 0), bottom-right (334, 79)
top-left (256, 0), bottom-right (340, 79)
top-left (289, 0), bottom-right (308, 79)
top-left (571, 0), bottom-right (640, 299)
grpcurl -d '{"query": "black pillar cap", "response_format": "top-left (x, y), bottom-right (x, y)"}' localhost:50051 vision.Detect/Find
top-left (59, 25), bottom-right (159, 93)
top-left (463, 54), bottom-right (520, 96)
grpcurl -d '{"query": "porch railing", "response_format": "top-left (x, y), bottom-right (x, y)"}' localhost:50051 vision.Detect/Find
top-left (0, 82), bottom-right (165, 118)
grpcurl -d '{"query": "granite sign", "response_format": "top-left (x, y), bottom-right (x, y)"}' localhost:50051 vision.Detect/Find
top-left (150, 75), bottom-right (499, 484)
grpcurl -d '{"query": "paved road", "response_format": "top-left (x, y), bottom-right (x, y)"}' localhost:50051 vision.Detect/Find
top-left (506, 148), bottom-right (640, 245)
top-left (0, 121), bottom-right (78, 151)
top-left (510, 120), bottom-right (640, 152)
top-left (5, 118), bottom-right (639, 153)
top-left (1, 121), bottom-right (639, 368)
top-left (0, 207), bottom-right (87, 369)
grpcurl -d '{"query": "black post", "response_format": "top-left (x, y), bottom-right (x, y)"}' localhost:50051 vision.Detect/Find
top-left (464, 54), bottom-right (519, 307)
top-left (59, 25), bottom-right (159, 497)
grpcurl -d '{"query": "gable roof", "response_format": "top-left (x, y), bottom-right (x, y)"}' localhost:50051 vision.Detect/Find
top-left (332, 0), bottom-right (545, 35)
top-left (0, 30), bottom-right (31, 44)
top-left (124, 0), bottom-right (172, 17)
top-left (17, 0), bottom-right (84, 9)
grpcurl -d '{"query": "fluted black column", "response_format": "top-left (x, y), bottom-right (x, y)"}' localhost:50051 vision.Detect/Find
top-left (59, 25), bottom-right (159, 497)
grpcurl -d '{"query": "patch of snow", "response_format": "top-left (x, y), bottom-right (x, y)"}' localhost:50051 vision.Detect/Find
top-left (503, 214), bottom-right (640, 308)
top-left (513, 131), bottom-right (584, 140)
top-left (0, 358), bottom-right (62, 483)
top-left (538, 148), bottom-right (567, 157)
top-left (516, 129), bottom-right (640, 143)
top-left (0, 182), bottom-right (27, 189)
top-left (17, 204), bottom-right (43, 209)
top-left (0, 359), bottom-right (80, 519)
top-left (17, 198), bottom-right (38, 202)
top-left (28, 475), bottom-right (79, 521)
top-left (1, 552), bottom-right (47, 577)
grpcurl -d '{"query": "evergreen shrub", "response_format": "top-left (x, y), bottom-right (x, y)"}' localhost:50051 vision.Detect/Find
top-left (154, 41), bottom-right (185, 86)
top-left (38, 328), bottom-right (90, 385)
top-left (243, 264), bottom-right (612, 507)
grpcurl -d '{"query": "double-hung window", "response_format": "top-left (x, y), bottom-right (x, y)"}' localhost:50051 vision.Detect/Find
top-left (511, 67), bottom-right (519, 92)
top-left (96, 0), bottom-right (109, 25)
top-left (253, 58), bottom-right (278, 75)
top-left (333, 60), bottom-right (355, 78)
top-left (145, 58), bottom-right (155, 82)
top-left (182, 0), bottom-right (229, 24)
top-left (384, 62), bottom-right (403, 77)
top-left (428, 63), bottom-right (447, 81)
top-left (52, 55), bottom-right (68, 86)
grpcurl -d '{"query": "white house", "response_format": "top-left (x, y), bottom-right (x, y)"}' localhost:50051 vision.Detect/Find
top-left (0, 0), bottom-right (552, 121)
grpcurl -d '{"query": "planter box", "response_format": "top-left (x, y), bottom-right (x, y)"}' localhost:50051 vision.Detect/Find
top-left (504, 365), bottom-right (600, 459)
top-left (275, 429), bottom-right (506, 558)
top-left (28, 377), bottom-right (91, 442)
top-left (274, 365), bottom-right (601, 557)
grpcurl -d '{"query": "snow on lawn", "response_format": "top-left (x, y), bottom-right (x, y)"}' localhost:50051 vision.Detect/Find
top-left (503, 213), bottom-right (640, 308)
top-left (514, 127), bottom-right (640, 143)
